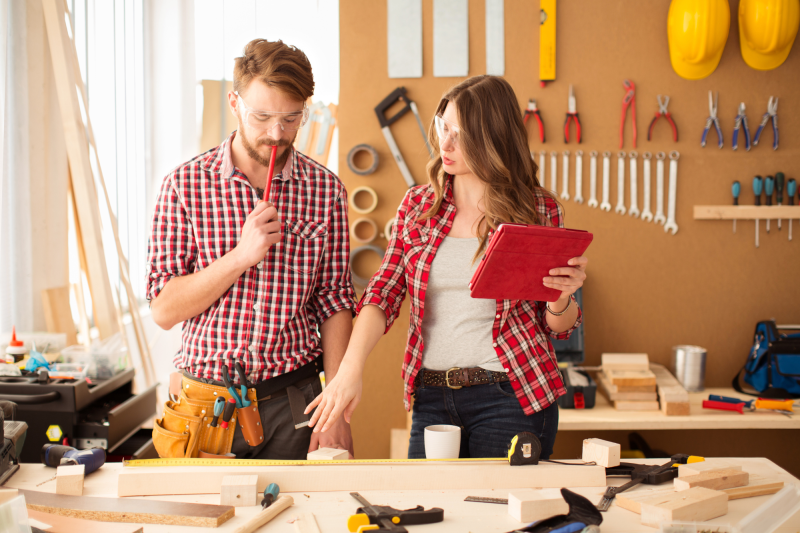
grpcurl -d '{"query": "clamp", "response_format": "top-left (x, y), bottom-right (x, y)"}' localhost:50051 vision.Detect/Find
top-left (523, 99), bottom-right (545, 143)
top-left (347, 492), bottom-right (443, 533)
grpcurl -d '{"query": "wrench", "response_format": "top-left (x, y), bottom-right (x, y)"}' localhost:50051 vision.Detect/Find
top-left (641, 152), bottom-right (653, 222)
top-left (654, 152), bottom-right (667, 225)
top-left (600, 151), bottom-right (612, 211)
top-left (574, 150), bottom-right (584, 204)
top-left (628, 151), bottom-right (640, 218)
top-left (615, 151), bottom-right (627, 215)
top-left (561, 151), bottom-right (571, 201)
top-left (664, 151), bottom-right (680, 235)
top-left (587, 151), bottom-right (598, 208)
top-left (539, 150), bottom-right (546, 186)
top-left (550, 151), bottom-right (558, 196)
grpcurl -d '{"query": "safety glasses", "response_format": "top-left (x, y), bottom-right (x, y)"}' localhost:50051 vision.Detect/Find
top-left (434, 114), bottom-right (461, 148)
top-left (236, 92), bottom-right (309, 132)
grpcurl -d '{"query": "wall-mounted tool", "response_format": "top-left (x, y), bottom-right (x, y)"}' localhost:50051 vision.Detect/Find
top-left (600, 151), bottom-right (612, 212)
top-left (776, 172), bottom-right (785, 231)
top-left (753, 96), bottom-right (778, 150)
top-left (620, 79), bottom-right (637, 149)
top-left (539, 150), bottom-right (547, 187)
top-left (641, 152), bottom-right (653, 222)
top-left (561, 151), bottom-right (570, 201)
top-left (765, 175), bottom-right (775, 233)
top-left (574, 150), bottom-right (584, 204)
top-left (629, 151), bottom-right (639, 218)
top-left (550, 151), bottom-right (558, 195)
top-left (524, 99), bottom-right (545, 143)
top-left (588, 151), bottom-right (598, 208)
top-left (615, 151), bottom-right (626, 215)
top-left (347, 492), bottom-right (444, 533)
top-left (788, 178), bottom-right (797, 241)
top-left (374, 87), bottom-right (433, 188)
top-left (539, 0), bottom-right (556, 87)
top-left (753, 175), bottom-right (763, 248)
top-left (665, 151), bottom-right (680, 235)
top-left (654, 152), bottom-right (667, 225)
top-left (702, 91), bottom-right (723, 149)
top-left (732, 103), bottom-right (751, 151)
top-left (732, 180), bottom-right (741, 233)
top-left (647, 95), bottom-right (677, 142)
top-left (564, 85), bottom-right (582, 143)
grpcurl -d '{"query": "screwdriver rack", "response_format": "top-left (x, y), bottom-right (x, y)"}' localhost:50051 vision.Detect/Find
top-left (693, 206), bottom-right (800, 220)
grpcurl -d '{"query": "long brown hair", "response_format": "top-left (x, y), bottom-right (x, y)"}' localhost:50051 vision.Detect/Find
top-left (421, 76), bottom-right (555, 259)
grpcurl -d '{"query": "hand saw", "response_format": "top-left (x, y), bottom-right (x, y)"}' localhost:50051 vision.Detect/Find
top-left (374, 87), bottom-right (434, 188)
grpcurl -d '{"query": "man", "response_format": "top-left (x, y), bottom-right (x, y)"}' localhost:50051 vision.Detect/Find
top-left (146, 38), bottom-right (355, 459)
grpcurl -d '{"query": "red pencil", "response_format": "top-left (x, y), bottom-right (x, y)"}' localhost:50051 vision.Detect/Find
top-left (264, 145), bottom-right (277, 203)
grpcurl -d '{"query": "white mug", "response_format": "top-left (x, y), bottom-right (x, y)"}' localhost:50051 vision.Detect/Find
top-left (424, 425), bottom-right (461, 459)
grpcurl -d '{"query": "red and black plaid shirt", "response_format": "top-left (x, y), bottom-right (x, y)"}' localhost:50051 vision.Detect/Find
top-left (356, 177), bottom-right (581, 415)
top-left (146, 132), bottom-right (356, 384)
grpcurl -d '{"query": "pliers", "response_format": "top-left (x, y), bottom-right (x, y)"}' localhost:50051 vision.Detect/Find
top-left (620, 79), bottom-right (637, 149)
top-left (732, 102), bottom-right (751, 151)
top-left (564, 85), bottom-right (581, 143)
top-left (647, 95), bottom-right (677, 143)
top-left (701, 90), bottom-right (723, 149)
top-left (222, 361), bottom-right (252, 408)
top-left (523, 99), bottom-right (545, 143)
top-left (753, 96), bottom-right (778, 150)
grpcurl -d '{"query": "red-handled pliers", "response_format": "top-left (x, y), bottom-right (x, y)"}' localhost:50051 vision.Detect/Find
top-left (648, 95), bottom-right (677, 142)
top-left (523, 99), bottom-right (545, 143)
top-left (564, 85), bottom-right (582, 143)
top-left (620, 79), bottom-right (637, 149)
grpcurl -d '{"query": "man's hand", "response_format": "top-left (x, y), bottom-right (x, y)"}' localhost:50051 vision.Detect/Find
top-left (308, 417), bottom-right (354, 459)
top-left (234, 201), bottom-right (281, 268)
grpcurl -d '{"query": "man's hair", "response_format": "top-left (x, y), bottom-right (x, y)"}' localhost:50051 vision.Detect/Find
top-left (233, 39), bottom-right (314, 102)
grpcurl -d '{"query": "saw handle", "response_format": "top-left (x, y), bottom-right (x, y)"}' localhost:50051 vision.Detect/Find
top-left (375, 87), bottom-right (413, 128)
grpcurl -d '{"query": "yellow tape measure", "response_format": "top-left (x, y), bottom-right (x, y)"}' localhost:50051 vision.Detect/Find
top-left (123, 457), bottom-right (507, 468)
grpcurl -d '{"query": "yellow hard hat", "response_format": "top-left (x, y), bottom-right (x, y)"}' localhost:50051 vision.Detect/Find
top-left (668, 0), bottom-right (731, 80)
top-left (739, 0), bottom-right (799, 71)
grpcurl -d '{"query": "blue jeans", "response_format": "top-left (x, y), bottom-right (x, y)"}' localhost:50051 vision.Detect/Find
top-left (408, 371), bottom-right (559, 459)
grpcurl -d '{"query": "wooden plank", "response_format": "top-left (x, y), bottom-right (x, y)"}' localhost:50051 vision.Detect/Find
top-left (605, 370), bottom-right (656, 388)
top-left (508, 488), bottom-right (568, 522)
top-left (20, 489), bottom-right (234, 528)
top-left (293, 512), bottom-right (322, 533)
top-left (596, 372), bottom-right (657, 402)
top-left (117, 462), bottom-right (607, 497)
top-left (723, 479), bottom-right (784, 499)
top-left (581, 438), bottom-right (621, 467)
top-left (651, 364), bottom-right (690, 416)
top-left (694, 205), bottom-right (800, 220)
top-left (596, 373), bottom-right (657, 393)
top-left (613, 400), bottom-right (660, 411)
top-left (307, 448), bottom-right (349, 461)
top-left (42, 0), bottom-right (120, 339)
top-left (640, 486), bottom-right (728, 527)
top-left (678, 461), bottom-right (742, 478)
top-left (390, 428), bottom-right (410, 459)
top-left (55, 464), bottom-right (84, 496)
top-left (220, 475), bottom-right (258, 507)
top-left (27, 510), bottom-right (144, 533)
top-left (673, 468), bottom-right (749, 491)
top-left (601, 353), bottom-right (650, 373)
top-left (41, 287), bottom-right (79, 347)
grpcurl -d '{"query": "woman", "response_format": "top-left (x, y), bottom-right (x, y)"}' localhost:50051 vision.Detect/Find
top-left (306, 76), bottom-right (587, 459)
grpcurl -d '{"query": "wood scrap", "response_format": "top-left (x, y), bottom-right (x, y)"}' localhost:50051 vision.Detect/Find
top-left (605, 369), bottom-right (656, 388)
top-left (678, 461), bottom-right (742, 478)
top-left (639, 486), bottom-right (728, 527)
top-left (601, 353), bottom-right (650, 373)
top-left (20, 489), bottom-right (234, 528)
top-left (650, 363), bottom-right (690, 416)
top-left (508, 488), bottom-right (568, 522)
top-left (307, 447), bottom-right (349, 461)
top-left (722, 478), bottom-right (784, 499)
top-left (55, 465), bottom-right (84, 496)
top-left (581, 438), bottom-right (621, 468)
top-left (27, 510), bottom-right (144, 533)
top-left (673, 468), bottom-right (749, 491)
top-left (613, 400), bottom-right (660, 411)
top-left (220, 475), bottom-right (258, 507)
top-left (596, 372), bottom-right (657, 401)
top-left (117, 462), bottom-right (607, 497)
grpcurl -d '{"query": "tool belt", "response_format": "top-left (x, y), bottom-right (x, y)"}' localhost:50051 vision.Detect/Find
top-left (416, 367), bottom-right (510, 389)
top-left (152, 358), bottom-right (322, 459)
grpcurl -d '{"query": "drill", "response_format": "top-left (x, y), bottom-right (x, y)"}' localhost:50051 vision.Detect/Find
top-left (41, 444), bottom-right (106, 474)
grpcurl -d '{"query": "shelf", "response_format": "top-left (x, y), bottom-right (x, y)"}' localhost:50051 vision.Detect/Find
top-left (694, 205), bottom-right (800, 220)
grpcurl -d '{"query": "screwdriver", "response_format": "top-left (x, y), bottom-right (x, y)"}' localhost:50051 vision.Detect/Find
top-left (261, 482), bottom-right (280, 509)
top-left (764, 176), bottom-right (774, 233)
top-left (753, 176), bottom-right (763, 248)
top-left (210, 397), bottom-right (225, 428)
top-left (788, 178), bottom-right (796, 241)
top-left (775, 172), bottom-right (784, 231)
top-left (732, 181), bottom-right (740, 233)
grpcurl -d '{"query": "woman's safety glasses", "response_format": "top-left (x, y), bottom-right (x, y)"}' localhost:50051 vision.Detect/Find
top-left (434, 114), bottom-right (460, 148)
top-left (236, 92), bottom-right (309, 132)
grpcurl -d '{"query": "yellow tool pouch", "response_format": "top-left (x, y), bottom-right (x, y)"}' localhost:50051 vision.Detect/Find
top-left (152, 376), bottom-right (257, 458)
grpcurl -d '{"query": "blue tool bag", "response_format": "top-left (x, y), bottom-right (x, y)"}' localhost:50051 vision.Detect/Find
top-left (733, 320), bottom-right (800, 399)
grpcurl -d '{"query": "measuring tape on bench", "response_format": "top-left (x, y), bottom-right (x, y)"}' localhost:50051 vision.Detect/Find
top-left (123, 457), bottom-right (506, 468)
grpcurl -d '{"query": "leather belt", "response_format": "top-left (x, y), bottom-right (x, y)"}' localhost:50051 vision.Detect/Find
top-left (416, 367), bottom-right (510, 389)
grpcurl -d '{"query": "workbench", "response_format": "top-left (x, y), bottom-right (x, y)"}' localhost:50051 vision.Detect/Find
top-left (6, 458), bottom-right (800, 532)
top-left (558, 388), bottom-right (799, 431)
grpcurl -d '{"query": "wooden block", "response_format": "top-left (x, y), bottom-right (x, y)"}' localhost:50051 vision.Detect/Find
top-left (640, 487), bottom-right (728, 527)
top-left (602, 353), bottom-right (650, 373)
top-left (613, 400), bottom-right (661, 411)
top-left (220, 475), bottom-right (258, 507)
top-left (596, 372), bottom-right (657, 401)
top-left (20, 489), bottom-right (234, 528)
top-left (651, 364), bottom-right (690, 416)
top-left (27, 510), bottom-right (144, 533)
top-left (508, 489), bottom-right (568, 522)
top-left (117, 462), bottom-right (608, 496)
top-left (606, 369), bottom-right (657, 388)
top-left (582, 438), bottom-right (621, 468)
top-left (674, 469), bottom-right (749, 491)
top-left (616, 488), bottom-right (675, 514)
top-left (56, 464), bottom-right (85, 496)
top-left (678, 461), bottom-right (742, 478)
top-left (307, 447), bottom-right (349, 461)
top-left (293, 512), bottom-right (322, 533)
top-left (390, 428), bottom-right (411, 460)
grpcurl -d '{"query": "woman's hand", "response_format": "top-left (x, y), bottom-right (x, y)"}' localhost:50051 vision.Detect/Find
top-left (304, 358), bottom-right (364, 433)
top-left (542, 255), bottom-right (588, 301)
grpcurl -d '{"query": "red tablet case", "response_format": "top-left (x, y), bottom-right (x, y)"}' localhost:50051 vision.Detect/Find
top-left (469, 224), bottom-right (593, 301)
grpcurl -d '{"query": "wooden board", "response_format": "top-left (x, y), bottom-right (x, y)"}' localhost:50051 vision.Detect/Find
top-left (613, 400), bottom-right (660, 411)
top-left (117, 462), bottom-right (607, 496)
top-left (508, 488), bottom-right (568, 522)
top-left (601, 354), bottom-right (650, 373)
top-left (55, 465), bottom-right (84, 496)
top-left (41, 286), bottom-right (79, 347)
top-left (640, 486), bottom-right (728, 527)
top-left (673, 468), bottom-right (749, 491)
top-left (605, 370), bottom-right (657, 388)
top-left (596, 372), bottom-right (658, 402)
top-left (595, 374), bottom-right (657, 394)
top-left (581, 438), bottom-right (621, 468)
top-left (651, 364), bottom-right (690, 416)
top-left (678, 461), bottom-right (742, 478)
top-left (20, 489), bottom-right (235, 528)
top-left (293, 512), bottom-right (322, 533)
top-left (27, 510), bottom-right (144, 533)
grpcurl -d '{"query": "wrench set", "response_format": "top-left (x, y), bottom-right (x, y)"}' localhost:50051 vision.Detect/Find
top-left (542, 149), bottom-right (681, 235)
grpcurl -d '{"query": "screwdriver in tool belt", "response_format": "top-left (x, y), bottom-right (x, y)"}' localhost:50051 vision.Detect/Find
top-left (732, 181), bottom-right (740, 233)
top-left (765, 176), bottom-right (774, 233)
top-left (775, 172), bottom-right (784, 231)
top-left (788, 178), bottom-right (797, 241)
top-left (210, 397), bottom-right (225, 428)
top-left (753, 176), bottom-right (763, 248)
